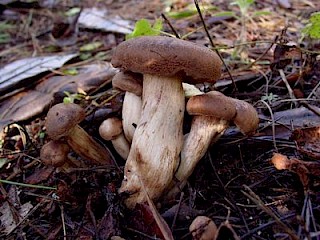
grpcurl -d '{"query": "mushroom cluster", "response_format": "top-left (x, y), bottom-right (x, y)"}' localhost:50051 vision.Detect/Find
top-left (103, 36), bottom-right (259, 208)
top-left (43, 102), bottom-right (114, 168)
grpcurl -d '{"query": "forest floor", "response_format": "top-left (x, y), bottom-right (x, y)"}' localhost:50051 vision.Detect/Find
top-left (0, 0), bottom-right (320, 239)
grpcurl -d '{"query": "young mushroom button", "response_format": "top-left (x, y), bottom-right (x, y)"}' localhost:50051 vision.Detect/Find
top-left (99, 117), bottom-right (130, 160)
top-left (111, 36), bottom-right (222, 208)
top-left (45, 103), bottom-right (114, 165)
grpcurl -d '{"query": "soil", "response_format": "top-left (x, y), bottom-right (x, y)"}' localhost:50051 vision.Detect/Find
top-left (0, 0), bottom-right (319, 239)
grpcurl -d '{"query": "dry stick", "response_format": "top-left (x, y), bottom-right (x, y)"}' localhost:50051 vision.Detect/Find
top-left (161, 13), bottom-right (180, 39)
top-left (307, 79), bottom-right (320, 100)
top-left (208, 152), bottom-right (250, 233)
top-left (139, 176), bottom-right (174, 240)
top-left (194, 0), bottom-right (238, 92)
top-left (240, 213), bottom-right (296, 239)
top-left (258, 99), bottom-right (278, 152)
top-left (7, 192), bottom-right (53, 236)
top-left (278, 69), bottom-right (297, 107)
top-left (239, 36), bottom-right (278, 72)
top-left (298, 193), bottom-right (317, 239)
top-left (171, 192), bottom-right (184, 232)
top-left (242, 185), bottom-right (299, 240)
top-left (60, 205), bottom-right (67, 240)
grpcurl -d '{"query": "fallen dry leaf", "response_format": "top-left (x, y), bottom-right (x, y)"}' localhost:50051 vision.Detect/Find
top-left (291, 126), bottom-right (320, 160)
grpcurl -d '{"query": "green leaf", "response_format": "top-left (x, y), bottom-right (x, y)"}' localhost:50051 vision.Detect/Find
top-left (252, 11), bottom-right (271, 17)
top-left (80, 42), bottom-right (103, 51)
top-left (126, 19), bottom-right (163, 40)
top-left (62, 68), bottom-right (78, 75)
top-left (231, 0), bottom-right (254, 15)
top-left (302, 12), bottom-right (320, 39)
top-left (0, 158), bottom-right (8, 169)
top-left (65, 7), bottom-right (81, 17)
top-left (212, 11), bottom-right (236, 18)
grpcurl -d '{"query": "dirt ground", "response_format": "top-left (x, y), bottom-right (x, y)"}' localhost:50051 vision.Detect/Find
top-left (0, 0), bottom-right (320, 239)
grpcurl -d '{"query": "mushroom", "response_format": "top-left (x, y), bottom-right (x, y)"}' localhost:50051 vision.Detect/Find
top-left (167, 91), bottom-right (259, 199)
top-left (40, 140), bottom-right (81, 172)
top-left (45, 103), bottom-right (114, 165)
top-left (99, 117), bottom-right (130, 160)
top-left (111, 36), bottom-right (222, 208)
top-left (112, 71), bottom-right (142, 142)
top-left (189, 216), bottom-right (217, 240)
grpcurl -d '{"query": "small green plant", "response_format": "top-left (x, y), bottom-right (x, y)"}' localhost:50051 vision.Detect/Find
top-left (63, 91), bottom-right (84, 104)
top-left (261, 93), bottom-right (280, 104)
top-left (0, 21), bottom-right (13, 44)
top-left (302, 12), bottom-right (320, 39)
top-left (126, 19), bottom-right (163, 40)
top-left (166, 4), bottom-right (217, 19)
top-left (217, 0), bottom-right (270, 59)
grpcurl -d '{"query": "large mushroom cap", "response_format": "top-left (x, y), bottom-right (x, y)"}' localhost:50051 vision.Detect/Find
top-left (111, 36), bottom-right (222, 84)
top-left (186, 91), bottom-right (237, 120)
top-left (45, 103), bottom-right (86, 139)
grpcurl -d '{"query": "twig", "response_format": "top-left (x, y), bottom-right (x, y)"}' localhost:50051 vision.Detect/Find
top-left (161, 13), bottom-right (180, 39)
top-left (208, 152), bottom-right (250, 232)
top-left (171, 192), bottom-right (184, 232)
top-left (307, 78), bottom-right (320, 100)
top-left (0, 179), bottom-right (56, 190)
top-left (60, 204), bottom-right (67, 240)
top-left (278, 69), bottom-right (297, 107)
top-left (242, 185), bottom-right (299, 240)
top-left (194, 0), bottom-right (238, 92)
top-left (240, 213), bottom-right (296, 239)
top-left (257, 100), bottom-right (278, 152)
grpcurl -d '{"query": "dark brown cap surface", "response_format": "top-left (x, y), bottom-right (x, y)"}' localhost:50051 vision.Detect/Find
top-left (45, 103), bottom-right (86, 139)
top-left (111, 36), bottom-right (222, 84)
top-left (186, 91), bottom-right (237, 120)
top-left (112, 71), bottom-right (143, 96)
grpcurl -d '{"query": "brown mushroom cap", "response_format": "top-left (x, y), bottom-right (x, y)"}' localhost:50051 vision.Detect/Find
top-left (186, 91), bottom-right (237, 121)
top-left (45, 103), bottom-right (86, 140)
top-left (189, 216), bottom-right (217, 240)
top-left (233, 99), bottom-right (259, 135)
top-left (111, 36), bottom-right (222, 84)
top-left (112, 71), bottom-right (143, 96)
top-left (99, 117), bottom-right (123, 141)
top-left (40, 140), bottom-right (70, 167)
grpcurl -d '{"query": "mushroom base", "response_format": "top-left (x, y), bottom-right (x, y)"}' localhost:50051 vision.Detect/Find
top-left (165, 116), bottom-right (229, 200)
top-left (119, 74), bottom-right (185, 208)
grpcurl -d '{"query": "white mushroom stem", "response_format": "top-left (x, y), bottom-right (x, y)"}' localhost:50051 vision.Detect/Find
top-left (112, 136), bottom-right (130, 160)
top-left (119, 74), bottom-right (185, 208)
top-left (122, 83), bottom-right (201, 143)
top-left (122, 92), bottom-right (142, 143)
top-left (167, 116), bottom-right (229, 198)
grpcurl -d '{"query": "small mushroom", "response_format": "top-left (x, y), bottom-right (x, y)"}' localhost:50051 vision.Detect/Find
top-left (189, 216), bottom-right (217, 240)
top-left (112, 71), bottom-right (142, 142)
top-left (167, 91), bottom-right (259, 199)
top-left (112, 36), bottom-right (222, 208)
top-left (99, 117), bottom-right (130, 160)
top-left (40, 140), bottom-right (81, 171)
top-left (45, 103), bottom-right (114, 165)
top-left (40, 140), bottom-right (70, 167)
